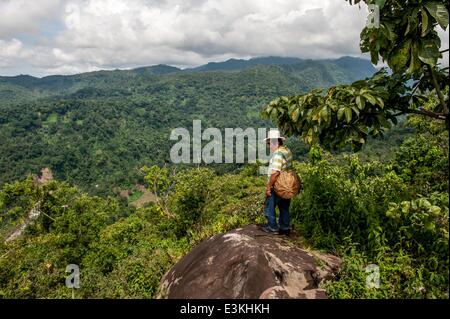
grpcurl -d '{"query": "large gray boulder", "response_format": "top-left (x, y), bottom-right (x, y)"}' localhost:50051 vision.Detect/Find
top-left (158, 224), bottom-right (341, 299)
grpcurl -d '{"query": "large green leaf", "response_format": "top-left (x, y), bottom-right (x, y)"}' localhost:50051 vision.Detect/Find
top-left (370, 49), bottom-right (379, 65)
top-left (408, 41), bottom-right (421, 74)
top-left (337, 107), bottom-right (345, 120)
top-left (356, 96), bottom-right (366, 110)
top-left (345, 108), bottom-right (352, 123)
top-left (320, 106), bottom-right (329, 123)
top-left (382, 22), bottom-right (396, 41)
top-left (418, 37), bottom-right (441, 66)
top-left (389, 39), bottom-right (412, 72)
top-left (291, 108), bottom-right (300, 122)
top-left (424, 2), bottom-right (449, 30)
top-left (405, 8), bottom-right (420, 36)
top-left (351, 106), bottom-right (360, 116)
top-left (364, 94), bottom-right (378, 106)
top-left (375, 97), bottom-right (385, 108)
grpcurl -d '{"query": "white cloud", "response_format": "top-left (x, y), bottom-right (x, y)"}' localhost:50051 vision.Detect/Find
top-left (0, 0), bottom-right (63, 38)
top-left (0, 38), bottom-right (26, 68)
top-left (0, 0), bottom-right (447, 76)
top-left (438, 28), bottom-right (449, 67)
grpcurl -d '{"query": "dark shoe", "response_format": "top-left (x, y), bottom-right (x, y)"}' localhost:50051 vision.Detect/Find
top-left (279, 228), bottom-right (291, 236)
top-left (259, 225), bottom-right (279, 234)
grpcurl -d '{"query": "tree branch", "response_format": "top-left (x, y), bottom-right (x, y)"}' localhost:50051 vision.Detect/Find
top-left (391, 107), bottom-right (446, 120)
top-left (427, 64), bottom-right (449, 115)
top-left (408, 108), bottom-right (446, 120)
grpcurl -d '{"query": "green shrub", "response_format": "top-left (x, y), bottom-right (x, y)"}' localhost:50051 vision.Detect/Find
top-left (326, 242), bottom-right (449, 299)
top-left (393, 131), bottom-right (449, 193)
top-left (291, 155), bottom-right (408, 252)
top-left (290, 137), bottom-right (448, 298)
top-left (384, 193), bottom-right (449, 267)
top-left (168, 168), bottom-right (215, 237)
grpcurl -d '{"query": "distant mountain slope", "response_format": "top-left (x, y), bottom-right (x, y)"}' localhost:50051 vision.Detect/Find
top-left (0, 56), bottom-right (375, 93)
top-left (189, 56), bottom-right (304, 72)
top-left (133, 64), bottom-right (182, 75)
top-left (331, 56), bottom-right (377, 81)
top-left (188, 56), bottom-right (375, 79)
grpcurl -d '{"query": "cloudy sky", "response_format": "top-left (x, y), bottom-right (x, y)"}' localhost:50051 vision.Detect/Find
top-left (0, 0), bottom-right (448, 77)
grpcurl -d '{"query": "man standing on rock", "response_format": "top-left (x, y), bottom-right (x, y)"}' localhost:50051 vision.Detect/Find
top-left (261, 129), bottom-right (293, 235)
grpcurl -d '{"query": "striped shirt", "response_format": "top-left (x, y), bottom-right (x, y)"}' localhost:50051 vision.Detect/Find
top-left (268, 146), bottom-right (292, 178)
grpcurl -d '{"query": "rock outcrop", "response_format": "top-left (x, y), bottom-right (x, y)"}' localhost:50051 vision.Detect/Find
top-left (4, 202), bottom-right (42, 243)
top-left (158, 224), bottom-right (341, 299)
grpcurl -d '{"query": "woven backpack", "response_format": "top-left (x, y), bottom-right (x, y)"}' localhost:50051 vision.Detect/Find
top-left (273, 152), bottom-right (302, 199)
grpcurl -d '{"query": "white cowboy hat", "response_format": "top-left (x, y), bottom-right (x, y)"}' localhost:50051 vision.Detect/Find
top-left (264, 129), bottom-right (286, 141)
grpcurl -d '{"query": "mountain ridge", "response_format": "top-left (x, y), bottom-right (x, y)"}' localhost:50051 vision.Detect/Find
top-left (0, 55), bottom-right (375, 81)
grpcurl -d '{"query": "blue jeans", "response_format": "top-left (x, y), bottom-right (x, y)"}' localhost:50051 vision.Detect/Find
top-left (264, 191), bottom-right (291, 231)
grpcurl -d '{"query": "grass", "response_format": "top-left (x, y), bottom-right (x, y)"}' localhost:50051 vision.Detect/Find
top-left (128, 191), bottom-right (143, 202)
top-left (45, 113), bottom-right (58, 124)
top-left (41, 113), bottom-right (58, 128)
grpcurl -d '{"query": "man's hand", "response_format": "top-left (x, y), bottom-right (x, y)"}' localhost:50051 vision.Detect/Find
top-left (266, 171), bottom-right (280, 197)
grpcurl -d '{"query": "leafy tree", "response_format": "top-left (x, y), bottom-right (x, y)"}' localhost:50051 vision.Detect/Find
top-left (141, 165), bottom-right (173, 217)
top-left (262, 0), bottom-right (449, 151)
top-left (391, 90), bottom-right (449, 193)
top-left (168, 168), bottom-right (215, 237)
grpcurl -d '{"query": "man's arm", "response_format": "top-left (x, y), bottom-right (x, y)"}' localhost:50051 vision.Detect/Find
top-left (266, 171), bottom-right (280, 197)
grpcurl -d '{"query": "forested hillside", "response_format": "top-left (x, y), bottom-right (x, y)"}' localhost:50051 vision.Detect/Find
top-left (0, 56), bottom-right (379, 195)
